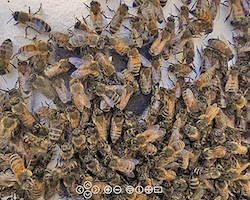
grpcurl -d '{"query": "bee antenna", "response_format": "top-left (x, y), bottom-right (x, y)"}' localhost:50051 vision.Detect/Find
top-left (9, 8), bottom-right (14, 13)
top-left (0, 76), bottom-right (8, 84)
top-left (6, 16), bottom-right (14, 24)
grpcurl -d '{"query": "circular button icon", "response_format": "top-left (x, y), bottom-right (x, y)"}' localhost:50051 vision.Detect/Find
top-left (75, 185), bottom-right (84, 194)
top-left (83, 190), bottom-right (92, 199)
top-left (84, 181), bottom-right (92, 190)
top-left (104, 185), bottom-right (112, 194)
top-left (91, 185), bottom-right (100, 194)
top-left (113, 185), bottom-right (122, 194)
top-left (126, 185), bottom-right (134, 194)
top-left (145, 185), bottom-right (153, 194)
top-left (135, 185), bottom-right (144, 194)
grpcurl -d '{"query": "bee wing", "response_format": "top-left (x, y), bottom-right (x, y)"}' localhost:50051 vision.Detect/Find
top-left (69, 57), bottom-right (88, 69)
top-left (0, 170), bottom-right (17, 187)
top-left (71, 68), bottom-right (90, 79)
top-left (129, 158), bottom-right (139, 165)
top-left (54, 79), bottom-right (71, 104)
top-left (140, 54), bottom-right (151, 68)
top-left (123, 171), bottom-right (135, 178)
top-left (18, 45), bottom-right (38, 60)
top-left (101, 94), bottom-right (115, 108)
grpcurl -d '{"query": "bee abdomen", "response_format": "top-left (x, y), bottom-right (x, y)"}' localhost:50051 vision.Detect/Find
top-left (189, 177), bottom-right (200, 190)
top-left (48, 128), bottom-right (63, 141)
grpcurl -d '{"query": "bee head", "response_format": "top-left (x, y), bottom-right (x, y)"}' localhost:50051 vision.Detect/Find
top-left (12, 12), bottom-right (19, 21)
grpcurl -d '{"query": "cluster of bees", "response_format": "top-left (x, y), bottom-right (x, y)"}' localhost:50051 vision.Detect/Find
top-left (0, 0), bottom-right (249, 199)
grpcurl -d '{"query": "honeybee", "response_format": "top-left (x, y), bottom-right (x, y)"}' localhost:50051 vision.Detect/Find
top-left (226, 0), bottom-right (245, 25)
top-left (182, 88), bottom-right (200, 113)
top-left (0, 39), bottom-right (13, 75)
top-left (107, 36), bottom-right (129, 56)
top-left (27, 179), bottom-right (44, 200)
top-left (227, 141), bottom-right (248, 155)
top-left (190, 0), bottom-right (214, 33)
top-left (138, 1), bottom-right (158, 36)
top-left (109, 156), bottom-right (139, 178)
top-left (0, 112), bottom-right (19, 147)
top-left (23, 132), bottom-right (50, 153)
top-left (184, 124), bottom-right (200, 141)
top-left (118, 81), bottom-right (138, 110)
top-left (94, 82), bottom-right (121, 108)
top-left (10, 97), bottom-right (36, 129)
top-left (69, 31), bottom-right (105, 49)
top-left (225, 70), bottom-right (239, 93)
top-left (183, 39), bottom-right (195, 64)
top-left (136, 125), bottom-right (166, 147)
top-left (169, 63), bottom-right (194, 78)
top-left (215, 108), bottom-right (235, 129)
top-left (215, 180), bottom-right (230, 200)
top-left (69, 78), bottom-right (91, 111)
top-left (60, 142), bottom-right (74, 160)
top-left (44, 59), bottom-right (70, 78)
top-left (140, 67), bottom-right (152, 95)
top-left (149, 29), bottom-right (172, 56)
top-left (65, 106), bottom-right (80, 129)
top-left (127, 48), bottom-right (142, 75)
top-left (49, 31), bottom-right (72, 50)
top-left (194, 61), bottom-right (218, 90)
top-left (18, 38), bottom-right (52, 61)
top-left (203, 146), bottom-right (227, 160)
top-left (208, 38), bottom-right (234, 60)
top-left (9, 153), bottom-right (34, 190)
top-left (145, 88), bottom-right (163, 127)
top-left (47, 109), bottom-right (66, 142)
top-left (10, 4), bottom-right (51, 36)
top-left (17, 60), bottom-right (32, 98)
top-left (110, 110), bottom-right (124, 143)
top-left (151, 59), bottom-right (162, 86)
top-left (130, 16), bottom-right (145, 48)
top-left (72, 128), bottom-right (86, 151)
top-left (84, 155), bottom-right (106, 178)
top-left (109, 4), bottom-right (129, 34)
top-left (153, 168), bottom-right (176, 181)
top-left (92, 107), bottom-right (110, 141)
top-left (197, 103), bottom-right (220, 127)
top-left (53, 78), bottom-right (72, 104)
top-left (161, 89), bottom-right (176, 125)
top-left (70, 60), bottom-right (101, 79)
top-left (74, 17), bottom-right (92, 33)
top-left (177, 5), bottom-right (190, 31)
top-left (30, 74), bottom-right (57, 99)
top-left (95, 52), bottom-right (116, 77)
top-left (209, 0), bottom-right (221, 20)
top-left (140, 142), bottom-right (158, 156)
top-left (89, 1), bottom-right (104, 34)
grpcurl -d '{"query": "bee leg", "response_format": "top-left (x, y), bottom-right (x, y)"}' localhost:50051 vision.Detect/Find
top-left (83, 2), bottom-right (90, 9)
top-left (33, 3), bottom-right (42, 15)
top-left (13, 22), bottom-right (19, 26)
top-left (122, 25), bottom-right (131, 32)
top-left (25, 26), bottom-right (41, 38)
top-left (224, 8), bottom-right (232, 22)
top-left (107, 5), bottom-right (115, 13)
top-left (9, 63), bottom-right (16, 69)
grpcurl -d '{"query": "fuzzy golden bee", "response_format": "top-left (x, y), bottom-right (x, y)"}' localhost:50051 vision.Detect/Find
top-left (109, 156), bottom-right (139, 178)
top-left (0, 39), bottom-right (13, 75)
top-left (110, 110), bottom-right (124, 143)
top-left (9, 153), bottom-right (34, 190)
top-left (109, 4), bottom-right (129, 34)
